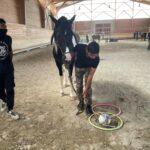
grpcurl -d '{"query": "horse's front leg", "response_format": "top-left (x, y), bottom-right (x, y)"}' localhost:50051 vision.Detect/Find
top-left (68, 61), bottom-right (76, 98)
top-left (62, 65), bottom-right (68, 87)
top-left (54, 59), bottom-right (64, 96)
top-left (60, 75), bottom-right (64, 96)
top-left (68, 76), bottom-right (76, 98)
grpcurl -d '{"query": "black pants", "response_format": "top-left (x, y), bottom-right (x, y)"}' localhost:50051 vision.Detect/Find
top-left (0, 61), bottom-right (15, 111)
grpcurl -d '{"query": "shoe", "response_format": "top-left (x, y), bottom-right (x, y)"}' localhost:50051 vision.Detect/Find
top-left (76, 101), bottom-right (84, 115)
top-left (0, 99), bottom-right (7, 112)
top-left (85, 105), bottom-right (93, 116)
top-left (77, 101), bottom-right (84, 112)
top-left (7, 110), bottom-right (20, 120)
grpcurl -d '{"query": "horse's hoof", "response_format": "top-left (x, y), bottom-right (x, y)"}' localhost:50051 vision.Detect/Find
top-left (63, 84), bottom-right (69, 88)
top-left (70, 95), bottom-right (77, 100)
top-left (60, 92), bottom-right (64, 96)
top-left (70, 96), bottom-right (76, 101)
top-left (70, 93), bottom-right (76, 98)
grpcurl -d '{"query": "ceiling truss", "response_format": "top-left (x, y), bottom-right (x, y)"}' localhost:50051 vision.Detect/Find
top-left (39, 0), bottom-right (150, 15)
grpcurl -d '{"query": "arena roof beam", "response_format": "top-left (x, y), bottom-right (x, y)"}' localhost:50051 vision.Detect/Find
top-left (38, 0), bottom-right (83, 15)
top-left (42, 0), bottom-right (150, 8)
top-left (39, 0), bottom-right (83, 9)
top-left (130, 0), bottom-right (150, 5)
top-left (39, 0), bottom-right (150, 15)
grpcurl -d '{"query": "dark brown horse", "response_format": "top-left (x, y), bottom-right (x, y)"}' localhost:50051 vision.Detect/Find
top-left (50, 15), bottom-right (78, 97)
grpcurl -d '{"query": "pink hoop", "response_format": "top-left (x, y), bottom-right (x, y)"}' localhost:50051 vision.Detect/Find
top-left (92, 103), bottom-right (122, 117)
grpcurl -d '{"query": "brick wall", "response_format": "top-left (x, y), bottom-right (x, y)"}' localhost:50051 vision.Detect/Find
top-left (75, 18), bottom-right (150, 37)
top-left (7, 23), bottom-right (51, 39)
top-left (25, 0), bottom-right (44, 28)
top-left (7, 23), bottom-right (52, 52)
top-left (74, 21), bottom-right (91, 34)
top-left (0, 0), bottom-right (45, 28)
top-left (114, 18), bottom-right (150, 33)
top-left (0, 0), bottom-right (25, 24)
top-left (0, 0), bottom-right (52, 51)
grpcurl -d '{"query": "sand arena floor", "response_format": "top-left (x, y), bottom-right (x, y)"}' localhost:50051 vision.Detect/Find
top-left (0, 40), bottom-right (150, 150)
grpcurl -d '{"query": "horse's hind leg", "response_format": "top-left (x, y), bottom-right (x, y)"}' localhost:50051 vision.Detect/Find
top-left (69, 77), bottom-right (76, 98)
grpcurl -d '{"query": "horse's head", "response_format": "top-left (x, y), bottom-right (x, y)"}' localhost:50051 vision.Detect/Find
top-left (50, 15), bottom-right (77, 61)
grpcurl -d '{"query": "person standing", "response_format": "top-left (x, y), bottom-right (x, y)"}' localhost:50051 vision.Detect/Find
top-left (74, 41), bottom-right (100, 116)
top-left (0, 18), bottom-right (19, 120)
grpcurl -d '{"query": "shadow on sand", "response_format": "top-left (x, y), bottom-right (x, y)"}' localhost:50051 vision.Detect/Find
top-left (92, 80), bottom-right (150, 122)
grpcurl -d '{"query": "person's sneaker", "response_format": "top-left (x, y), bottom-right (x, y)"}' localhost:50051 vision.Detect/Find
top-left (7, 110), bottom-right (20, 120)
top-left (77, 101), bottom-right (84, 111)
top-left (85, 105), bottom-right (93, 116)
top-left (0, 99), bottom-right (7, 112)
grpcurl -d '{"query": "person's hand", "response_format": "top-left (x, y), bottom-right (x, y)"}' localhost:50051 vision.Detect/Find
top-left (65, 52), bottom-right (72, 61)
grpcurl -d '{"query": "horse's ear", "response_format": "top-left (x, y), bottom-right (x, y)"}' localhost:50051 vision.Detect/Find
top-left (69, 15), bottom-right (76, 24)
top-left (49, 15), bottom-right (57, 24)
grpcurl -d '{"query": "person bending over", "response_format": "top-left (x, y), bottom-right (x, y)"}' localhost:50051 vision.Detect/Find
top-left (74, 41), bottom-right (100, 116)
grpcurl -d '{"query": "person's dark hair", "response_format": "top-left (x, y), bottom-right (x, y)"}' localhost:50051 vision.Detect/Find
top-left (0, 18), bottom-right (6, 24)
top-left (87, 41), bottom-right (100, 54)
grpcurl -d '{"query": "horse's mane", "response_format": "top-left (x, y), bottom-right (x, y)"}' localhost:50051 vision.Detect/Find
top-left (55, 16), bottom-right (72, 32)
top-left (57, 16), bottom-right (67, 25)
top-left (50, 15), bottom-right (77, 52)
